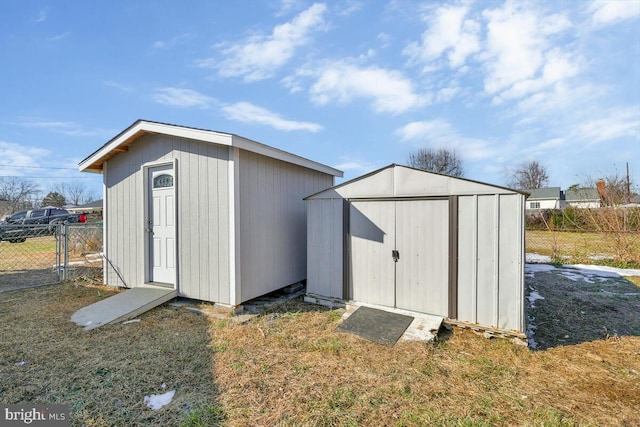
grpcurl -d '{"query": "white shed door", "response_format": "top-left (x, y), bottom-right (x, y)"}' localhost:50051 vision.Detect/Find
top-left (395, 199), bottom-right (449, 316)
top-left (350, 201), bottom-right (395, 307)
top-left (349, 199), bottom-right (449, 316)
top-left (148, 165), bottom-right (176, 286)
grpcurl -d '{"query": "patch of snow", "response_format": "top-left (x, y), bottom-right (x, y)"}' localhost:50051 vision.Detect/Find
top-left (525, 263), bottom-right (556, 278)
top-left (15, 361), bottom-right (26, 367)
top-left (558, 270), bottom-right (594, 283)
top-left (556, 264), bottom-right (640, 284)
top-left (567, 264), bottom-right (640, 277)
top-left (144, 390), bottom-right (175, 410)
top-left (527, 291), bottom-right (545, 308)
top-left (526, 253), bottom-right (552, 263)
top-left (122, 319), bottom-right (140, 325)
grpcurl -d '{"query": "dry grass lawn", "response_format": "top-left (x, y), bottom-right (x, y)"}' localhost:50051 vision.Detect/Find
top-left (1, 281), bottom-right (639, 426)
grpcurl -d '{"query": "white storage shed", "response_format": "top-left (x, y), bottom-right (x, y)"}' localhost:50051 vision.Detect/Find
top-left (305, 164), bottom-right (526, 334)
top-left (79, 120), bottom-right (342, 308)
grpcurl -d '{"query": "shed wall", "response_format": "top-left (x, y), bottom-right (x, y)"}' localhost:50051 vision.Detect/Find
top-left (456, 193), bottom-right (524, 332)
top-left (306, 199), bottom-right (344, 298)
top-left (104, 134), bottom-right (231, 303)
top-left (237, 150), bottom-right (334, 302)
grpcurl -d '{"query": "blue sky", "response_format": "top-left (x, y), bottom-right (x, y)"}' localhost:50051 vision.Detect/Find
top-left (1, 0), bottom-right (639, 201)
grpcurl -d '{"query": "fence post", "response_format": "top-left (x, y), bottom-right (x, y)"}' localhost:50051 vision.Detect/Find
top-left (63, 224), bottom-right (69, 281)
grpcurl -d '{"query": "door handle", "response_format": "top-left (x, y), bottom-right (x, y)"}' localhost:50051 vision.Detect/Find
top-left (392, 250), bottom-right (400, 262)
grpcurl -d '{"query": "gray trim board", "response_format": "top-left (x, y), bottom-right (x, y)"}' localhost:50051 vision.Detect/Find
top-left (448, 195), bottom-right (458, 319)
top-left (343, 199), bottom-right (350, 300)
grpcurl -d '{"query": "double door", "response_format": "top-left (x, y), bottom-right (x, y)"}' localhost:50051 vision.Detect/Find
top-left (349, 199), bottom-right (449, 316)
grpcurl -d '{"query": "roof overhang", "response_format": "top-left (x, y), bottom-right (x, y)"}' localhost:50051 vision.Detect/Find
top-left (79, 120), bottom-right (343, 177)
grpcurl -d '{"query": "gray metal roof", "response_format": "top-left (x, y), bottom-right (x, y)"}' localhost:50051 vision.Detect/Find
top-left (523, 187), bottom-right (561, 200)
top-left (565, 188), bottom-right (600, 201)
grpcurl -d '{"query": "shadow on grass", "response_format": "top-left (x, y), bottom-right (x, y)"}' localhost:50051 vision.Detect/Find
top-left (0, 284), bottom-right (226, 427)
top-left (0, 268), bottom-right (60, 293)
top-left (526, 266), bottom-right (640, 350)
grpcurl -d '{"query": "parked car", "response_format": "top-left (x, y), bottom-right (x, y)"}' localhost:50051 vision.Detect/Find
top-left (0, 207), bottom-right (87, 243)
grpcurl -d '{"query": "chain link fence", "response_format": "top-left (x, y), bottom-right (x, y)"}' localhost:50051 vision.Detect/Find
top-left (60, 223), bottom-right (104, 283)
top-left (0, 223), bottom-right (103, 292)
top-left (526, 229), bottom-right (640, 266)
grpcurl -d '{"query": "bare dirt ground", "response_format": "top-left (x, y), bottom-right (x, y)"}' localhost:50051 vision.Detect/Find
top-left (525, 263), bottom-right (640, 350)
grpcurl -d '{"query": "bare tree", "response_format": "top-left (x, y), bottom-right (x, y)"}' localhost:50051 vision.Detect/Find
top-left (586, 172), bottom-right (634, 206)
top-left (507, 161), bottom-right (549, 189)
top-left (52, 181), bottom-right (96, 206)
top-left (408, 147), bottom-right (464, 177)
top-left (0, 177), bottom-right (40, 212)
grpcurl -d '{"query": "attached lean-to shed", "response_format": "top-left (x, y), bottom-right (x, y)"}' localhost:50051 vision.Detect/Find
top-left (79, 120), bottom-right (342, 309)
top-left (305, 164), bottom-right (526, 335)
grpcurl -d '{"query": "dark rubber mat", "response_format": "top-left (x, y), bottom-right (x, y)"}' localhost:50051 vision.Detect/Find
top-left (337, 306), bottom-right (414, 346)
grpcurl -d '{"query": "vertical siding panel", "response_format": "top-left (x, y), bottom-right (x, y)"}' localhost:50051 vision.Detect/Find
top-left (476, 195), bottom-right (497, 327)
top-left (217, 146), bottom-right (230, 304)
top-left (189, 142), bottom-right (201, 298)
top-left (198, 142), bottom-right (210, 301)
top-left (216, 147), bottom-right (232, 304)
top-left (456, 196), bottom-right (476, 323)
top-left (498, 194), bottom-right (523, 331)
top-left (179, 146), bottom-right (192, 297)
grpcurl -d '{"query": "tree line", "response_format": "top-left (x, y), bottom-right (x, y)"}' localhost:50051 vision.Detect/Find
top-left (407, 147), bottom-right (636, 203)
top-left (0, 177), bottom-right (96, 215)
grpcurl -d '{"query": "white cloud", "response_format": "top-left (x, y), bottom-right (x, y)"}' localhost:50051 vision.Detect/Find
top-left (588, 0), bottom-right (640, 26)
top-left (494, 48), bottom-right (580, 104)
top-left (13, 119), bottom-right (111, 137)
top-left (309, 62), bottom-right (427, 114)
top-left (572, 107), bottom-right (640, 144)
top-left (377, 32), bottom-right (391, 46)
top-left (395, 119), bottom-right (494, 160)
top-left (153, 88), bottom-right (216, 108)
top-left (102, 80), bottom-right (134, 92)
top-left (332, 156), bottom-right (375, 172)
top-left (202, 3), bottom-right (327, 81)
top-left (50, 31), bottom-right (71, 41)
top-left (221, 102), bottom-right (323, 132)
top-left (435, 86), bottom-right (461, 103)
top-left (0, 141), bottom-right (49, 174)
top-left (474, 1), bottom-right (581, 117)
top-left (152, 33), bottom-right (193, 50)
top-left (337, 0), bottom-right (364, 16)
top-left (403, 4), bottom-right (480, 69)
top-left (34, 9), bottom-right (47, 23)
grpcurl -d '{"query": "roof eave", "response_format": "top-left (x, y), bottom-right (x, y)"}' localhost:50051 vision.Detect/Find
top-left (79, 120), bottom-right (343, 177)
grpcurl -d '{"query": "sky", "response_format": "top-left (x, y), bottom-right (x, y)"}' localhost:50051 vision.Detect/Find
top-left (1, 0), bottom-right (639, 202)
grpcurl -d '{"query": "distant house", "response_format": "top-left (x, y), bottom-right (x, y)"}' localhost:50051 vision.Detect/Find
top-left (563, 188), bottom-right (601, 209)
top-left (524, 187), bottom-right (562, 210)
top-left (67, 199), bottom-right (104, 214)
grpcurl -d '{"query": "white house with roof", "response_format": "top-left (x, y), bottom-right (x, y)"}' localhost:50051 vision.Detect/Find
top-left (524, 187), bottom-right (562, 210)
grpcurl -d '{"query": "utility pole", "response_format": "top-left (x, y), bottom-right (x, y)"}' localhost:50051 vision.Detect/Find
top-left (626, 162), bottom-right (631, 204)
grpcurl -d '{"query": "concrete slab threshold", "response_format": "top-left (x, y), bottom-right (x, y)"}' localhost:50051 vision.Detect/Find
top-left (71, 286), bottom-right (177, 330)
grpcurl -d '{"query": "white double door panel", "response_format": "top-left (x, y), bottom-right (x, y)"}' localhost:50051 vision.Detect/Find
top-left (350, 199), bottom-right (449, 316)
